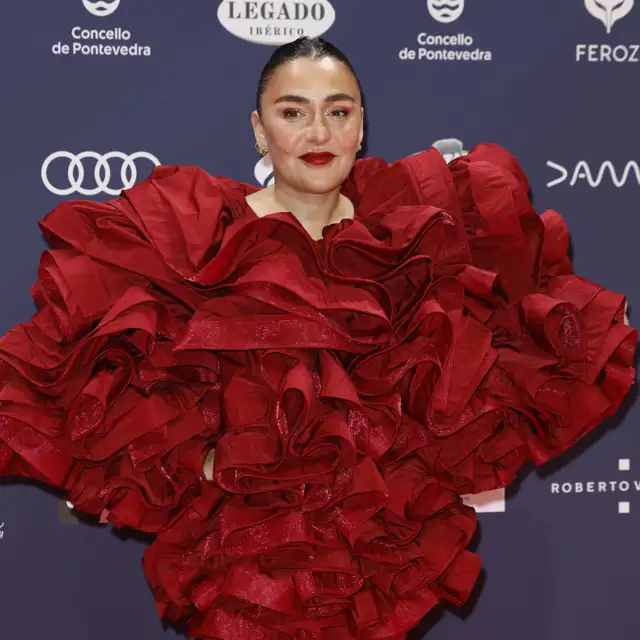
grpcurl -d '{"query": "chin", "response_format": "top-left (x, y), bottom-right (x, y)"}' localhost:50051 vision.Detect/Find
top-left (275, 161), bottom-right (353, 194)
top-left (298, 178), bottom-right (346, 194)
top-left (297, 166), bottom-right (353, 194)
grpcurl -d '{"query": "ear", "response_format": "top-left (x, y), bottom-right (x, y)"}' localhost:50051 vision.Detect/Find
top-left (251, 110), bottom-right (267, 147)
top-left (359, 107), bottom-right (364, 146)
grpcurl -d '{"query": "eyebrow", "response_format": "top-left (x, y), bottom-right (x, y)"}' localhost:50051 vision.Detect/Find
top-left (273, 93), bottom-right (357, 105)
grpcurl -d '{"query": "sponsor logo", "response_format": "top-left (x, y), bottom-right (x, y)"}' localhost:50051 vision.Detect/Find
top-left (83, 0), bottom-right (120, 17)
top-left (398, 2), bottom-right (491, 63)
top-left (551, 458), bottom-right (636, 513)
top-left (255, 155), bottom-right (275, 186)
top-left (410, 138), bottom-right (468, 162)
top-left (585, 0), bottom-right (634, 33)
top-left (546, 160), bottom-right (640, 187)
top-left (462, 488), bottom-right (506, 513)
top-left (432, 137), bottom-right (468, 162)
top-left (218, 0), bottom-right (336, 46)
top-left (577, 0), bottom-right (637, 62)
top-left (576, 43), bottom-right (639, 61)
top-left (41, 151), bottom-right (161, 196)
top-left (59, 501), bottom-right (109, 525)
top-left (52, 2), bottom-right (151, 57)
top-left (427, 0), bottom-right (465, 24)
top-left (0, 521), bottom-right (4, 540)
top-left (58, 501), bottom-right (81, 525)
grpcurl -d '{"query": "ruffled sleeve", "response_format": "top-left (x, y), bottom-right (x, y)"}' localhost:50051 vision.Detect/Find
top-left (391, 143), bottom-right (637, 493)
top-left (0, 165), bottom-right (225, 531)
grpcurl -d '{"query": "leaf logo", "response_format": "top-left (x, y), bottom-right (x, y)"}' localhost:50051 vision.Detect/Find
top-left (585, 0), bottom-right (634, 33)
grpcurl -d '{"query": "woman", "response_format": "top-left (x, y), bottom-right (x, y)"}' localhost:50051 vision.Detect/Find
top-left (0, 37), bottom-right (635, 639)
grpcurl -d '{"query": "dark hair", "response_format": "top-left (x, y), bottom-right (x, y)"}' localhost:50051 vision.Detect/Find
top-left (256, 37), bottom-right (363, 114)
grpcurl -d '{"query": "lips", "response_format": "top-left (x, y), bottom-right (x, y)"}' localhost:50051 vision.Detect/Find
top-left (299, 152), bottom-right (336, 166)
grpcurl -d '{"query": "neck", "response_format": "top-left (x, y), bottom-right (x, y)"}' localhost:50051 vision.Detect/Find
top-left (272, 181), bottom-right (343, 237)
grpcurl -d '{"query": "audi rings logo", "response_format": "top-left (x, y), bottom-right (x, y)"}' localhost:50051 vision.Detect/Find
top-left (42, 151), bottom-right (161, 196)
top-left (83, 0), bottom-right (121, 17)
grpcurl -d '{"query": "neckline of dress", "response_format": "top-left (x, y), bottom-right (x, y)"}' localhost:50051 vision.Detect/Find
top-left (240, 184), bottom-right (358, 243)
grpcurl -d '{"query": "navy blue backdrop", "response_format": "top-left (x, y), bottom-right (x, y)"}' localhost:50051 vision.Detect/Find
top-left (1, 1), bottom-right (639, 638)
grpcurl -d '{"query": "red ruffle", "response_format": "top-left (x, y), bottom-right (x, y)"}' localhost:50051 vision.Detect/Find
top-left (0, 144), bottom-right (635, 638)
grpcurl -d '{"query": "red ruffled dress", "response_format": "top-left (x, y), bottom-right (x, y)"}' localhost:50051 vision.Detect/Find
top-left (0, 144), bottom-right (635, 639)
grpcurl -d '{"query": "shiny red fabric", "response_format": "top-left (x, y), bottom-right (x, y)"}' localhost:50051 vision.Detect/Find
top-left (0, 143), bottom-right (635, 638)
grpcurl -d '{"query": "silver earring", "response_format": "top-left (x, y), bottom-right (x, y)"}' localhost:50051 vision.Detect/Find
top-left (255, 142), bottom-right (268, 156)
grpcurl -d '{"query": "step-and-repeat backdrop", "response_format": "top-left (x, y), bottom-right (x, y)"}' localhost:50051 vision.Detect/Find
top-left (0, 1), bottom-right (638, 639)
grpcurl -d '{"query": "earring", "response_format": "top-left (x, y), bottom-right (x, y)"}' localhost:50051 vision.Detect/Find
top-left (255, 142), bottom-right (268, 156)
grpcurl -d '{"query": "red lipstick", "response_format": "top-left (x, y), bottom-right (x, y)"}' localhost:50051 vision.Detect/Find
top-left (300, 152), bottom-right (336, 166)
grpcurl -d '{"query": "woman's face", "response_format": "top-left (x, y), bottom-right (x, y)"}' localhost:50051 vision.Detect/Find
top-left (252, 56), bottom-right (364, 196)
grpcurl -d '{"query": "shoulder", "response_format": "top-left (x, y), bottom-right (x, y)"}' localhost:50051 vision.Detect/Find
top-left (127, 164), bottom-right (244, 193)
top-left (395, 142), bottom-right (530, 196)
top-left (118, 165), bottom-right (255, 220)
top-left (347, 143), bottom-right (531, 217)
top-left (450, 143), bottom-right (529, 191)
top-left (348, 150), bottom-right (455, 213)
top-left (40, 164), bottom-right (242, 228)
top-left (39, 165), bottom-right (254, 263)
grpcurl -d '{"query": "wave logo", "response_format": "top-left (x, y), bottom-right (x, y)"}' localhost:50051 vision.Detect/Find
top-left (0, 522), bottom-right (3, 540)
top-left (82, 0), bottom-right (121, 17)
top-left (255, 155), bottom-right (275, 187)
top-left (547, 160), bottom-right (640, 187)
top-left (427, 0), bottom-right (465, 23)
top-left (585, 0), bottom-right (634, 34)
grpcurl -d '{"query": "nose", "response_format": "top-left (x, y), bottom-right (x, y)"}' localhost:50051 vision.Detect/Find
top-left (306, 112), bottom-right (331, 145)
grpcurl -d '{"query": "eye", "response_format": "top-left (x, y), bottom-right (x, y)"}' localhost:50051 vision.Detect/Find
top-left (281, 107), bottom-right (303, 119)
top-left (329, 107), bottom-right (351, 117)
